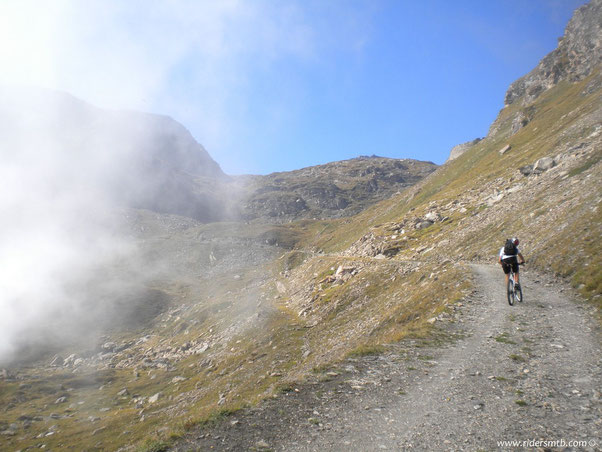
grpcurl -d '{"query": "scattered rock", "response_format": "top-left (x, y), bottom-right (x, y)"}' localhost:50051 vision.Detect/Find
top-left (193, 343), bottom-right (210, 355)
top-left (335, 265), bottom-right (357, 282)
top-left (148, 393), bottom-right (162, 404)
top-left (256, 440), bottom-right (270, 449)
top-left (102, 342), bottom-right (117, 352)
top-left (533, 157), bottom-right (556, 173)
top-left (415, 220), bottom-right (433, 230)
top-left (487, 193), bottom-right (504, 205)
top-left (50, 355), bottom-right (64, 366)
top-left (92, 427), bottom-right (107, 436)
top-left (511, 112), bottom-right (530, 135)
top-left (519, 165), bottom-right (533, 176)
top-left (63, 354), bottom-right (79, 367)
top-left (424, 211), bottom-right (441, 222)
top-left (499, 144), bottom-right (512, 155)
top-left (276, 281), bottom-right (287, 294)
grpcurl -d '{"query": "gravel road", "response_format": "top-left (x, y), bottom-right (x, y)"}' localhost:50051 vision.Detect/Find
top-left (173, 264), bottom-right (601, 451)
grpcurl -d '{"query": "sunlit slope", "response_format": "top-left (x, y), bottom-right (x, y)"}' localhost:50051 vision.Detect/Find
top-left (307, 69), bottom-right (601, 302)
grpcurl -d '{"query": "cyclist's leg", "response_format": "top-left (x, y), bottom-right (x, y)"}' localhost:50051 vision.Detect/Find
top-left (512, 258), bottom-right (519, 285)
top-left (501, 260), bottom-right (511, 285)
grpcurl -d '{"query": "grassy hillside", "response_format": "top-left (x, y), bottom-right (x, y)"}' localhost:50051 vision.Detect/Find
top-left (304, 70), bottom-right (601, 304)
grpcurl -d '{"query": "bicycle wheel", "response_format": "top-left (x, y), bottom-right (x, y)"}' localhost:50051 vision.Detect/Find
top-left (516, 284), bottom-right (523, 303)
top-left (507, 279), bottom-right (515, 306)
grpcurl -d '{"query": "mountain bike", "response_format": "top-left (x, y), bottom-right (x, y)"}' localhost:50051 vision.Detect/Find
top-left (507, 262), bottom-right (524, 306)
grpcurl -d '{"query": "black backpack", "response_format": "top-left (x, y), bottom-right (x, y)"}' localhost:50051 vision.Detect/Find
top-left (504, 238), bottom-right (517, 256)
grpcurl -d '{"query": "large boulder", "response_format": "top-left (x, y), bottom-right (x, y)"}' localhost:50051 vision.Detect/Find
top-left (533, 157), bottom-right (556, 173)
top-left (519, 165), bottom-right (534, 176)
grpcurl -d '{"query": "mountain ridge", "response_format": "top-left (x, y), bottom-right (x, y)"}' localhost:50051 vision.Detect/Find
top-left (0, 85), bottom-right (438, 223)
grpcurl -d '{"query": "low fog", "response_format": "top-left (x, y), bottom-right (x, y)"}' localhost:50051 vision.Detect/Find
top-left (0, 0), bottom-right (346, 366)
top-left (0, 87), bottom-right (208, 364)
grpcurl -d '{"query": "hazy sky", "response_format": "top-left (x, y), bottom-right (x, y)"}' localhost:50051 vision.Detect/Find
top-left (0, 0), bottom-right (586, 175)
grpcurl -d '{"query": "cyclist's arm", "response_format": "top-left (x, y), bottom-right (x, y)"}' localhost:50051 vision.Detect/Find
top-left (518, 252), bottom-right (525, 264)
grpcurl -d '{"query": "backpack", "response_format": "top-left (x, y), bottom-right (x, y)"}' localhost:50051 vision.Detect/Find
top-left (504, 238), bottom-right (517, 256)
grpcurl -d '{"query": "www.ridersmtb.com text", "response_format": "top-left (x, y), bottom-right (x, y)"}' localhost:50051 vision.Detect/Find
top-left (497, 439), bottom-right (597, 449)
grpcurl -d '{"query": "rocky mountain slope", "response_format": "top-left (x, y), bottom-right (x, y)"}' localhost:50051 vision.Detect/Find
top-left (236, 156), bottom-right (436, 222)
top-left (0, 2), bottom-right (600, 451)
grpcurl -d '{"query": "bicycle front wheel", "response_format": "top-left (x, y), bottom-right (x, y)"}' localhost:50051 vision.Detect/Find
top-left (507, 279), bottom-right (515, 306)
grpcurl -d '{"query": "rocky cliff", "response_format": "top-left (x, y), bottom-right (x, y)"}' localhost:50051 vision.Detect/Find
top-left (504, 0), bottom-right (601, 107)
top-left (450, 0), bottom-right (601, 157)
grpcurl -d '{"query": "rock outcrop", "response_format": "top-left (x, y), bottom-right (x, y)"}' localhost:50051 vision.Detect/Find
top-left (447, 138), bottom-right (482, 162)
top-left (504, 0), bottom-right (601, 106)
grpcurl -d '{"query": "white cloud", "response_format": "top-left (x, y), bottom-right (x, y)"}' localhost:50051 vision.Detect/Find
top-left (0, 1), bottom-right (314, 129)
top-left (0, 0), bottom-right (372, 168)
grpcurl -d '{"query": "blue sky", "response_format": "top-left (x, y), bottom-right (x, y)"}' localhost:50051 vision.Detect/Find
top-left (0, 0), bottom-right (587, 174)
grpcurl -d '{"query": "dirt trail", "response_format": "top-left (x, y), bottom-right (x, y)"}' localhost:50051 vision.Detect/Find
top-left (173, 265), bottom-right (601, 451)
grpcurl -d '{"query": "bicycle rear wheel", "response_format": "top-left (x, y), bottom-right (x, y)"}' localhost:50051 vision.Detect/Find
top-left (507, 279), bottom-right (515, 306)
top-left (516, 284), bottom-right (523, 303)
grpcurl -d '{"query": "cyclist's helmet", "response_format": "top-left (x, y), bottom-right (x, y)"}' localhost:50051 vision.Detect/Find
top-left (512, 238), bottom-right (519, 246)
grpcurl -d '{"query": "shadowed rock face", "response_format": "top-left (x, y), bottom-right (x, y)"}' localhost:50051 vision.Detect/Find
top-left (0, 86), bottom-right (230, 222)
top-left (504, 0), bottom-right (601, 107)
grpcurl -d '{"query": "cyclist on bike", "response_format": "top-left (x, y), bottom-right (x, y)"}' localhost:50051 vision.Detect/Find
top-left (499, 238), bottom-right (525, 288)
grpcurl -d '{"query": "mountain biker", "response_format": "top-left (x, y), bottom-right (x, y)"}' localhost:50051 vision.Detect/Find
top-left (499, 238), bottom-right (525, 289)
